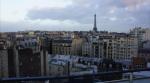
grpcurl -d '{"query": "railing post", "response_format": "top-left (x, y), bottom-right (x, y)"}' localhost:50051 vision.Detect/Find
top-left (129, 72), bottom-right (133, 83)
top-left (45, 80), bottom-right (49, 83)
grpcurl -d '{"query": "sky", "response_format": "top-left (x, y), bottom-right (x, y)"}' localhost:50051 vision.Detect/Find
top-left (0, 0), bottom-right (150, 32)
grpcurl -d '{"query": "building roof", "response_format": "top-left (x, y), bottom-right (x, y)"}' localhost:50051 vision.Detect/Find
top-left (53, 39), bottom-right (72, 43)
top-left (134, 71), bottom-right (150, 77)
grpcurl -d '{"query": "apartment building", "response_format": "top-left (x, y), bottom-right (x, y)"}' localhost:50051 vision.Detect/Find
top-left (0, 38), bottom-right (8, 77)
top-left (52, 37), bottom-right (85, 56)
top-left (6, 35), bottom-right (49, 77)
top-left (130, 27), bottom-right (150, 48)
top-left (82, 33), bottom-right (138, 61)
top-left (52, 39), bottom-right (72, 55)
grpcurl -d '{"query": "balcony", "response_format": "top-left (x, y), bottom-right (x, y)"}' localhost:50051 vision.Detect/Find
top-left (1, 68), bottom-right (150, 83)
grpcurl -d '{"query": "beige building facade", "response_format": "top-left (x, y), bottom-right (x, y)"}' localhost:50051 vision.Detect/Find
top-left (82, 34), bottom-right (138, 61)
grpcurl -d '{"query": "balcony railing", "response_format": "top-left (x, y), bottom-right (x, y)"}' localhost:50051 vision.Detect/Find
top-left (0, 68), bottom-right (150, 83)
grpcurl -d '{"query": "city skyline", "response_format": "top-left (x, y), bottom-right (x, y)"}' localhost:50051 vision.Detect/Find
top-left (0, 0), bottom-right (150, 32)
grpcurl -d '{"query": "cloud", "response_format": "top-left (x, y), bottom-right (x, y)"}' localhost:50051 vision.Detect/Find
top-left (123, 0), bottom-right (150, 8)
top-left (109, 17), bottom-right (118, 21)
top-left (0, 19), bottom-right (91, 32)
top-left (1, 0), bottom-right (150, 32)
top-left (27, 0), bottom-right (150, 27)
top-left (0, 0), bottom-right (73, 22)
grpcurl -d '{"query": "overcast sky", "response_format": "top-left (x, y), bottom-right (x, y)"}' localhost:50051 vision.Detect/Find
top-left (0, 0), bottom-right (150, 32)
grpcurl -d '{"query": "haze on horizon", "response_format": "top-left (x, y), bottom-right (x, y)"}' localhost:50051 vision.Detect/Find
top-left (0, 0), bottom-right (150, 32)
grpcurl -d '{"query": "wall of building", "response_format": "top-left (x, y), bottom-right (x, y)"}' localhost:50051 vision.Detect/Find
top-left (0, 50), bottom-right (8, 77)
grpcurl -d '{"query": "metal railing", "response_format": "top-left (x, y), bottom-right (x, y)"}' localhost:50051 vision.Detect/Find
top-left (1, 68), bottom-right (150, 83)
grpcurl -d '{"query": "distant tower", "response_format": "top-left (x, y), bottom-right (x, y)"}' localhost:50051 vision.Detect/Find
top-left (93, 14), bottom-right (98, 32)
